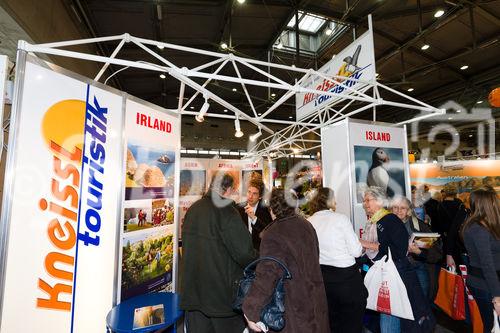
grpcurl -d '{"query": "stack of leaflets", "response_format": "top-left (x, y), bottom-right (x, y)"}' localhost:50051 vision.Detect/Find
top-left (409, 232), bottom-right (440, 249)
top-left (133, 304), bottom-right (165, 330)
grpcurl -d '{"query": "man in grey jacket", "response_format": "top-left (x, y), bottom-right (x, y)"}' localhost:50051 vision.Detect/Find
top-left (180, 172), bottom-right (256, 333)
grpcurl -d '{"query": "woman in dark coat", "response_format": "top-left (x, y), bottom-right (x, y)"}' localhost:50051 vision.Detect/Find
top-left (462, 188), bottom-right (500, 332)
top-left (360, 187), bottom-right (435, 333)
top-left (242, 189), bottom-right (329, 333)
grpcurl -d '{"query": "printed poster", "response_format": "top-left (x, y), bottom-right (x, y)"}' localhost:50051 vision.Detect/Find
top-left (120, 99), bottom-right (179, 301)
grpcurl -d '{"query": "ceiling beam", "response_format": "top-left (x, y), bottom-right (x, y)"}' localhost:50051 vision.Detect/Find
top-left (474, 5), bottom-right (500, 26)
top-left (372, 27), bottom-right (468, 82)
top-left (376, 5), bottom-right (470, 71)
top-left (383, 33), bottom-right (500, 85)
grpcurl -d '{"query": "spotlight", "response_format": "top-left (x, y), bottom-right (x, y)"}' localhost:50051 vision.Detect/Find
top-left (460, 65), bottom-right (469, 70)
top-left (159, 73), bottom-right (166, 79)
top-left (407, 88), bottom-right (414, 92)
top-left (220, 42), bottom-right (228, 50)
top-left (325, 28), bottom-right (333, 36)
top-left (234, 116), bottom-right (244, 137)
top-left (271, 93), bottom-right (276, 97)
top-left (477, 100), bottom-right (483, 104)
top-left (237, 0), bottom-right (246, 3)
top-left (232, 88), bottom-right (237, 92)
top-left (434, 10), bottom-right (445, 17)
top-left (196, 98), bottom-right (210, 122)
top-left (249, 129), bottom-right (262, 142)
top-left (157, 44), bottom-right (165, 50)
top-left (421, 44), bottom-right (430, 50)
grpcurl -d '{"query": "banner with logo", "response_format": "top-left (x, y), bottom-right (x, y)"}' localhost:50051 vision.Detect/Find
top-left (0, 57), bottom-right (124, 332)
top-left (296, 31), bottom-right (376, 120)
top-left (120, 99), bottom-right (180, 301)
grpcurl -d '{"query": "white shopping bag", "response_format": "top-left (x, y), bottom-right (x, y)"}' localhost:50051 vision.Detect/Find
top-left (364, 248), bottom-right (414, 320)
top-left (493, 310), bottom-right (500, 333)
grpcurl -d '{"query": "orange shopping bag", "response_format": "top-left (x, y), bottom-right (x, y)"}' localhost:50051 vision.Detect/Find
top-left (434, 267), bottom-right (466, 320)
top-left (459, 265), bottom-right (484, 333)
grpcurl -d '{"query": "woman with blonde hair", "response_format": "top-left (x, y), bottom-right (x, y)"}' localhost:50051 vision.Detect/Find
top-left (462, 188), bottom-right (500, 332)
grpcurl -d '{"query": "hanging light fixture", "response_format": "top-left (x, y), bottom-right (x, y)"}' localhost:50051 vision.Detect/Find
top-left (234, 115), bottom-right (244, 137)
top-left (195, 96), bottom-right (210, 122)
top-left (249, 128), bottom-right (262, 142)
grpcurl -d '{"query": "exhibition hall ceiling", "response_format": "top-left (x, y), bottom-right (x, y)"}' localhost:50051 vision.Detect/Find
top-left (3, 0), bottom-right (500, 150)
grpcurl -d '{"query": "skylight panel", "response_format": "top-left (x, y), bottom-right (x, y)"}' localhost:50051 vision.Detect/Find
top-left (299, 14), bottom-right (325, 33)
top-left (287, 11), bottom-right (304, 28)
top-left (286, 11), bottom-right (326, 33)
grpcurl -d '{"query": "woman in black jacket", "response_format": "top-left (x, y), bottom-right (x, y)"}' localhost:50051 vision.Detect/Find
top-left (462, 188), bottom-right (500, 332)
top-left (360, 187), bottom-right (435, 333)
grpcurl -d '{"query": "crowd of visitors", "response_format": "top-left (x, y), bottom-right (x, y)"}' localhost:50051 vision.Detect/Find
top-left (180, 172), bottom-right (500, 333)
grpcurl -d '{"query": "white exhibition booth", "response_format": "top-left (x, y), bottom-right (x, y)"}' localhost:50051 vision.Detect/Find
top-left (322, 119), bottom-right (411, 235)
top-left (0, 15), bottom-right (443, 332)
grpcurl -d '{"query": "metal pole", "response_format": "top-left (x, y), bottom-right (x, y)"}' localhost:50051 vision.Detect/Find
top-left (469, 6), bottom-right (477, 49)
top-left (295, 8), bottom-right (300, 67)
top-left (417, 0), bottom-right (423, 33)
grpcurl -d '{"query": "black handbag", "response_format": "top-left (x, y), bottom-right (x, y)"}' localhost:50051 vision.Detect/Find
top-left (233, 256), bottom-right (292, 331)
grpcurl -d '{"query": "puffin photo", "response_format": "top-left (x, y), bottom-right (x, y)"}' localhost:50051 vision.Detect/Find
top-left (367, 148), bottom-right (391, 195)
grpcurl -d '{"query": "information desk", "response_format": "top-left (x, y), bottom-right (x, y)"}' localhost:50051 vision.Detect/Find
top-left (106, 292), bottom-right (183, 333)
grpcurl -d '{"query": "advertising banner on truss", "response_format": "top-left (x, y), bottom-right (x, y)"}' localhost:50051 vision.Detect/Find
top-left (0, 56), bottom-right (124, 333)
top-left (296, 30), bottom-right (376, 120)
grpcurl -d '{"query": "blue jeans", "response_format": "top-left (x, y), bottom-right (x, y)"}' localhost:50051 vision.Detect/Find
top-left (380, 313), bottom-right (400, 333)
top-left (413, 261), bottom-right (429, 299)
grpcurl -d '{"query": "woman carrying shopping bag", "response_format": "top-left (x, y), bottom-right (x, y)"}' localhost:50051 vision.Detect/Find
top-left (462, 188), bottom-right (500, 333)
top-left (360, 187), bottom-right (435, 333)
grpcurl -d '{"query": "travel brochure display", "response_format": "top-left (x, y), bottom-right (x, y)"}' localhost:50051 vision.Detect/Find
top-left (322, 119), bottom-right (410, 234)
top-left (120, 100), bottom-right (179, 301)
top-left (0, 57), bottom-right (124, 333)
top-left (133, 304), bottom-right (165, 330)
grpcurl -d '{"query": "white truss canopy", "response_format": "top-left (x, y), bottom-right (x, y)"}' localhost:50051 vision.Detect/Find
top-left (19, 30), bottom-right (444, 160)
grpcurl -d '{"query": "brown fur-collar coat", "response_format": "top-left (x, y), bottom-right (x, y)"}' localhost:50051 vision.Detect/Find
top-left (242, 214), bottom-right (330, 332)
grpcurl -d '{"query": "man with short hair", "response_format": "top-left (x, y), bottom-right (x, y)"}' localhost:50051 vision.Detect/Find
top-left (180, 173), bottom-right (256, 333)
top-left (237, 180), bottom-right (272, 251)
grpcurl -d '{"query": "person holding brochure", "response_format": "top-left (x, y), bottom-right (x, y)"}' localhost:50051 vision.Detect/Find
top-left (360, 187), bottom-right (435, 333)
top-left (390, 195), bottom-right (442, 299)
top-left (462, 188), bottom-right (500, 332)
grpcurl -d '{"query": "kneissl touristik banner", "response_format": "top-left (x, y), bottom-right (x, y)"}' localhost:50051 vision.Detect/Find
top-left (120, 99), bottom-right (179, 301)
top-left (296, 30), bottom-right (376, 120)
top-left (0, 58), bottom-right (123, 332)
